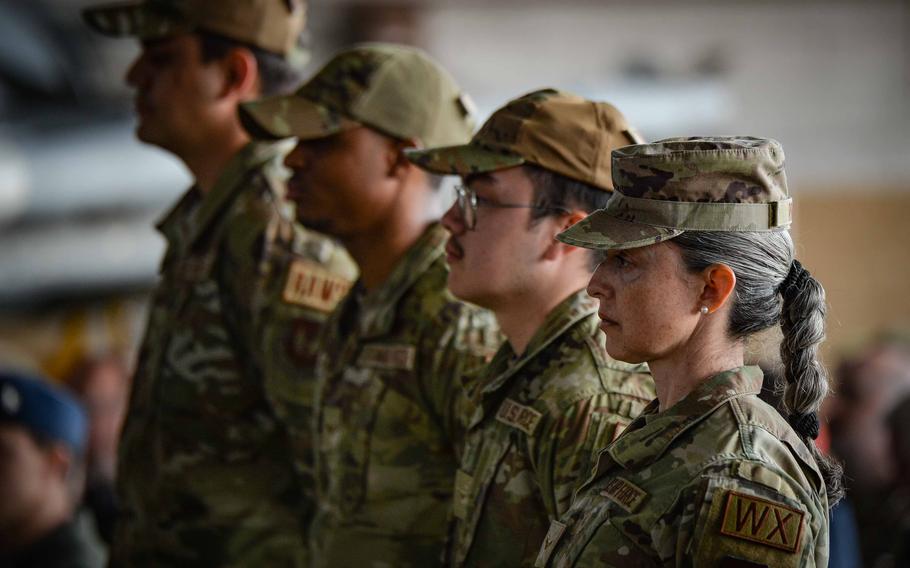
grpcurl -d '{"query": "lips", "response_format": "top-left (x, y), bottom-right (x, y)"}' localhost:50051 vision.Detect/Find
top-left (445, 237), bottom-right (464, 262)
top-left (598, 312), bottom-right (619, 326)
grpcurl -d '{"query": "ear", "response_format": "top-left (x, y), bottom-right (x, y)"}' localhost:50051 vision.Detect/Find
top-left (219, 47), bottom-right (259, 101)
top-left (542, 210), bottom-right (588, 261)
top-left (386, 136), bottom-right (420, 180)
top-left (698, 263), bottom-right (737, 314)
top-left (45, 443), bottom-right (73, 482)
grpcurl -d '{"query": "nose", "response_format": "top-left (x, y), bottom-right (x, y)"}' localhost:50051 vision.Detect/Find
top-left (586, 262), bottom-right (613, 300)
top-left (441, 199), bottom-right (466, 235)
top-left (284, 142), bottom-right (312, 172)
top-left (125, 51), bottom-right (147, 89)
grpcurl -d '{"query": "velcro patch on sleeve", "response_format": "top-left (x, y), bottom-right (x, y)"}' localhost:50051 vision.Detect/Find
top-left (600, 477), bottom-right (647, 513)
top-left (282, 259), bottom-right (352, 312)
top-left (719, 491), bottom-right (805, 553)
top-left (357, 343), bottom-right (416, 371)
top-left (496, 398), bottom-right (543, 436)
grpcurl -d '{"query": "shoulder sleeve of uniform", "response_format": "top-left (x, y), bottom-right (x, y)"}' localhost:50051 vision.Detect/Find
top-left (673, 464), bottom-right (827, 568)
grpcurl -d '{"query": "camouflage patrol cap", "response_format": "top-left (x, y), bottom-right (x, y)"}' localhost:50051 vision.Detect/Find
top-left (82, 0), bottom-right (307, 57)
top-left (239, 43), bottom-right (475, 146)
top-left (404, 88), bottom-right (643, 191)
top-left (557, 137), bottom-right (793, 250)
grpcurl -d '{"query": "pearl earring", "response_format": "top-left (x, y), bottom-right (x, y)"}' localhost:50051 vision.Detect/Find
top-left (699, 306), bottom-right (709, 315)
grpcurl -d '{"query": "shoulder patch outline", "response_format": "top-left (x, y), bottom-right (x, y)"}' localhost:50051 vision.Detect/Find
top-left (282, 258), bottom-right (352, 312)
top-left (719, 490), bottom-right (805, 554)
top-left (600, 476), bottom-right (648, 513)
top-left (496, 398), bottom-right (543, 436)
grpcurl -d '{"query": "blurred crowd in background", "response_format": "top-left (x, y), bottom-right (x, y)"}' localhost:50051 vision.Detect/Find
top-left (0, 0), bottom-right (907, 566)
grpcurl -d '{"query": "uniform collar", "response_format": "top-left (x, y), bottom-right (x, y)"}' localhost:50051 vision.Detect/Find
top-left (466, 290), bottom-right (596, 427)
top-left (351, 222), bottom-right (448, 339)
top-left (595, 366), bottom-right (763, 474)
top-left (156, 140), bottom-right (291, 249)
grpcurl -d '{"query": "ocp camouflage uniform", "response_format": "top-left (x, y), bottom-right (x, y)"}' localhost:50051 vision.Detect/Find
top-left (536, 367), bottom-right (829, 567)
top-left (448, 290), bottom-right (653, 567)
top-left (111, 140), bottom-right (355, 567)
top-left (310, 223), bottom-right (501, 567)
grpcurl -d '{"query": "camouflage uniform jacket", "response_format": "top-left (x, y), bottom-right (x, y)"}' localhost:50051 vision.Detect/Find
top-left (448, 290), bottom-right (653, 567)
top-left (310, 223), bottom-right (501, 568)
top-left (111, 141), bottom-right (355, 568)
top-left (536, 366), bottom-right (830, 568)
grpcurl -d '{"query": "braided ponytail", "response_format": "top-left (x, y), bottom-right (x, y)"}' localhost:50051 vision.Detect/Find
top-left (778, 259), bottom-right (845, 505)
top-left (672, 231), bottom-right (844, 506)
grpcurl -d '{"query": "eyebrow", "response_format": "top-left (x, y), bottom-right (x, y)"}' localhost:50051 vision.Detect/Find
top-left (463, 172), bottom-right (496, 187)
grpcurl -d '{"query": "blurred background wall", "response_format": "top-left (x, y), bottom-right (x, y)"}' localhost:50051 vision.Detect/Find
top-left (0, 0), bottom-right (907, 376)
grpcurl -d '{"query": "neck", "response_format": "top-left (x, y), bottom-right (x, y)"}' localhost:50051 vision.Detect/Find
top-left (496, 279), bottom-right (586, 357)
top-left (182, 122), bottom-right (250, 195)
top-left (0, 494), bottom-right (69, 554)
top-left (648, 328), bottom-right (744, 412)
top-left (343, 204), bottom-right (435, 292)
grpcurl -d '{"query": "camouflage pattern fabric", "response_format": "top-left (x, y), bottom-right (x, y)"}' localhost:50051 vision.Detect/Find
top-left (447, 290), bottom-right (654, 567)
top-left (110, 140), bottom-right (356, 568)
top-left (535, 366), bottom-right (830, 568)
top-left (557, 137), bottom-right (793, 251)
top-left (310, 223), bottom-right (501, 568)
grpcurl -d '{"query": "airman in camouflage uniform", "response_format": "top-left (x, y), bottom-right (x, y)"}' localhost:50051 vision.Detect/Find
top-left (407, 89), bottom-right (654, 567)
top-left (536, 137), bottom-right (834, 567)
top-left (83, 1), bottom-right (356, 565)
top-left (241, 44), bottom-right (501, 567)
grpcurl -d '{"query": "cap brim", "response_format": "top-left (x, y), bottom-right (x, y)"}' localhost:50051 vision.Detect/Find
top-left (82, 2), bottom-right (188, 39)
top-left (557, 208), bottom-right (684, 251)
top-left (239, 94), bottom-right (360, 141)
top-left (405, 143), bottom-right (524, 176)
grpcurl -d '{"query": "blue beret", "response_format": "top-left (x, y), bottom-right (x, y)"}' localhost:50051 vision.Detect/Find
top-left (0, 369), bottom-right (88, 454)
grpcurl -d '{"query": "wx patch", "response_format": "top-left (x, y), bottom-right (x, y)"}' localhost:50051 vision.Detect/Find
top-left (719, 491), bottom-right (805, 553)
top-left (282, 259), bottom-right (351, 312)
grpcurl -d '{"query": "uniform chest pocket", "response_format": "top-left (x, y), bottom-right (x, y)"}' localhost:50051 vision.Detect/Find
top-left (451, 428), bottom-right (516, 564)
top-left (319, 366), bottom-right (389, 515)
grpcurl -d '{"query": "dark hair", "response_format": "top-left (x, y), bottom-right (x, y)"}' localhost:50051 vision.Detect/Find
top-left (671, 230), bottom-right (844, 506)
top-left (524, 164), bottom-right (612, 269)
top-left (196, 31), bottom-right (306, 97)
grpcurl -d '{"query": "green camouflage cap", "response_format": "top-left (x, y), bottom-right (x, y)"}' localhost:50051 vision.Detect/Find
top-left (557, 136), bottom-right (793, 250)
top-left (82, 0), bottom-right (307, 57)
top-left (404, 88), bottom-right (643, 191)
top-left (239, 43), bottom-right (476, 146)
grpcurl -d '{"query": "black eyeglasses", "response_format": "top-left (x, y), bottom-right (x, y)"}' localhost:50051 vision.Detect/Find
top-left (454, 185), bottom-right (570, 230)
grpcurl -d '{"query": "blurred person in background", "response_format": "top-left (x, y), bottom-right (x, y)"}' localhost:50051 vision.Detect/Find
top-left (537, 138), bottom-right (841, 567)
top-left (826, 333), bottom-right (910, 567)
top-left (0, 368), bottom-right (104, 568)
top-left (240, 43), bottom-right (501, 567)
top-left (66, 354), bottom-right (131, 545)
top-left (406, 89), bottom-right (654, 567)
top-left (81, 0), bottom-right (356, 565)
top-left (883, 394), bottom-right (910, 567)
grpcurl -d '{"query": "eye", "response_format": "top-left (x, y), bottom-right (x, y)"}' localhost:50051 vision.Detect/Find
top-left (612, 253), bottom-right (631, 268)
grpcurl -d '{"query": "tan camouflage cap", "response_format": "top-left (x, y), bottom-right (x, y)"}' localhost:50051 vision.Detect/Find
top-left (557, 137), bottom-right (793, 250)
top-left (82, 0), bottom-right (307, 57)
top-left (404, 88), bottom-right (643, 191)
top-left (239, 43), bottom-right (475, 146)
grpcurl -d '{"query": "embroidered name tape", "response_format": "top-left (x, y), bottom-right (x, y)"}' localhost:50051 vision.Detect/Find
top-left (496, 399), bottom-right (543, 436)
top-left (719, 491), bottom-right (805, 553)
top-left (282, 259), bottom-right (352, 312)
top-left (357, 344), bottom-right (416, 371)
top-left (600, 477), bottom-right (647, 513)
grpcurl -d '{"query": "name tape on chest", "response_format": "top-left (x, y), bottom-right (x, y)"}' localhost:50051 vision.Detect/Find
top-left (356, 344), bottom-right (416, 371)
top-left (719, 491), bottom-right (805, 554)
top-left (534, 520), bottom-right (567, 568)
top-left (600, 477), bottom-right (647, 513)
top-left (496, 398), bottom-right (543, 436)
top-left (282, 259), bottom-right (352, 312)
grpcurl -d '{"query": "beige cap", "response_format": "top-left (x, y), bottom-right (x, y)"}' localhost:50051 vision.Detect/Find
top-left (239, 42), bottom-right (476, 147)
top-left (405, 88), bottom-right (643, 191)
top-left (82, 0), bottom-right (307, 57)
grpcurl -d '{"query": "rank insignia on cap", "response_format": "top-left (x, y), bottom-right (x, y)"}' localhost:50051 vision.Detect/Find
top-left (496, 398), bottom-right (543, 436)
top-left (719, 491), bottom-right (805, 553)
top-left (282, 259), bottom-right (352, 312)
top-left (600, 477), bottom-right (647, 513)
